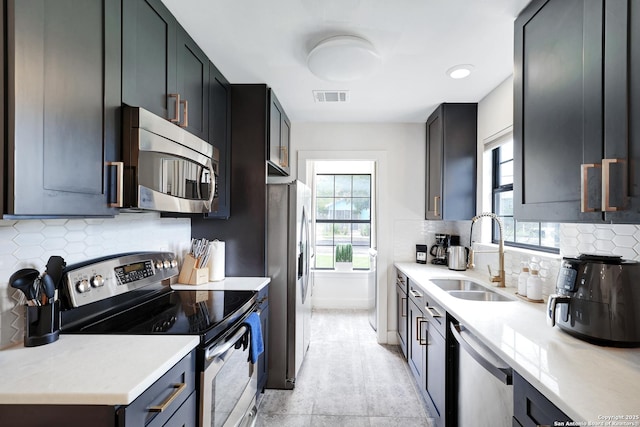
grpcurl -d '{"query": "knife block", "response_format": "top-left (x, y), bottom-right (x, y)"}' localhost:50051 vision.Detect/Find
top-left (178, 254), bottom-right (209, 285)
top-left (24, 300), bottom-right (60, 347)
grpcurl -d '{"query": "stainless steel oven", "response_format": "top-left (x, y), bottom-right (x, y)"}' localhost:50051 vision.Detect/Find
top-left (58, 252), bottom-right (259, 427)
top-left (201, 319), bottom-right (257, 427)
top-left (120, 106), bottom-right (219, 214)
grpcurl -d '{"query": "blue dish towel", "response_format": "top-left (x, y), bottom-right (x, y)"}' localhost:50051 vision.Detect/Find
top-left (244, 312), bottom-right (264, 364)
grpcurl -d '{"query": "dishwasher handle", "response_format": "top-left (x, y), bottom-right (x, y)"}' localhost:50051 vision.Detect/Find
top-left (450, 323), bottom-right (512, 385)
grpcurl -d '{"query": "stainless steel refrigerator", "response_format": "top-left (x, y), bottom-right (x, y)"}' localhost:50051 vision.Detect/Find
top-left (266, 181), bottom-right (312, 389)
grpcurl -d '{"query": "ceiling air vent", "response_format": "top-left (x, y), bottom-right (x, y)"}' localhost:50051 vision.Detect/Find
top-left (313, 90), bottom-right (350, 103)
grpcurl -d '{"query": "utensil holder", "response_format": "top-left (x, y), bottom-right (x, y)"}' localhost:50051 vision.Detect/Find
top-left (24, 300), bottom-right (60, 347)
top-left (178, 254), bottom-right (209, 285)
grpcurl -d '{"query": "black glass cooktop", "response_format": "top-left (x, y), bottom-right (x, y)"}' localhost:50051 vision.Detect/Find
top-left (61, 288), bottom-right (256, 344)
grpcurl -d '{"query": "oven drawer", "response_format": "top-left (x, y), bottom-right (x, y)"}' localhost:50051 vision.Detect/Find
top-left (118, 351), bottom-right (196, 427)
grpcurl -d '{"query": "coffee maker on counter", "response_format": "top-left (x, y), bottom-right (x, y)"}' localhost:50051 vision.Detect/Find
top-left (429, 234), bottom-right (451, 265)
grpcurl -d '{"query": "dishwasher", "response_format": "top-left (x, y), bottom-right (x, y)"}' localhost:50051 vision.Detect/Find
top-left (450, 322), bottom-right (513, 427)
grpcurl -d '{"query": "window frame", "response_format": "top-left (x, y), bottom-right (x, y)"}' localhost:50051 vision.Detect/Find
top-left (491, 143), bottom-right (560, 254)
top-left (314, 173), bottom-right (372, 270)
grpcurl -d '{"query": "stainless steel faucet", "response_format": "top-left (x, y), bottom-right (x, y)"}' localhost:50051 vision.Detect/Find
top-left (468, 212), bottom-right (505, 287)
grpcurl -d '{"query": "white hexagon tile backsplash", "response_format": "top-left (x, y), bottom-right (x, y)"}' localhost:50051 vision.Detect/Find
top-left (0, 212), bottom-right (191, 348)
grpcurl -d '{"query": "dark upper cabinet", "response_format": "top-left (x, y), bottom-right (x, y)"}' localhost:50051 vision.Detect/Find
top-left (206, 61), bottom-right (232, 219)
top-left (425, 103), bottom-right (477, 221)
top-left (514, 0), bottom-right (640, 222)
top-left (122, 0), bottom-right (209, 141)
top-left (3, 0), bottom-right (121, 217)
top-left (267, 90), bottom-right (291, 176)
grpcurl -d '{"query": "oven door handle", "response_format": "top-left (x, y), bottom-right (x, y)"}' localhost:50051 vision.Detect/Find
top-left (205, 325), bottom-right (248, 361)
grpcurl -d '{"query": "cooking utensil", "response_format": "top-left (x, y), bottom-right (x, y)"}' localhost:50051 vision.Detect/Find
top-left (42, 255), bottom-right (66, 304)
top-left (9, 268), bottom-right (40, 304)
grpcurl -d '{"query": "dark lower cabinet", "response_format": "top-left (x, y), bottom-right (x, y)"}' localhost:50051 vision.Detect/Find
top-left (257, 285), bottom-right (270, 396)
top-left (514, 0), bottom-right (640, 222)
top-left (395, 270), bottom-right (408, 359)
top-left (408, 286), bottom-right (426, 389)
top-left (0, 351), bottom-right (196, 427)
top-left (425, 103), bottom-right (477, 221)
top-left (3, 0), bottom-right (121, 217)
top-left (513, 371), bottom-right (571, 427)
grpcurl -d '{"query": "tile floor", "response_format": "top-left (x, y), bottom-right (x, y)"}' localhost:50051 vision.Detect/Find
top-left (256, 309), bottom-right (434, 427)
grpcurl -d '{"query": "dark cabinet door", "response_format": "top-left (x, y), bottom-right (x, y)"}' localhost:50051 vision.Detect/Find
top-left (122, 0), bottom-right (177, 121)
top-left (426, 111), bottom-right (443, 219)
top-left (425, 103), bottom-right (477, 221)
top-left (396, 282), bottom-right (407, 359)
top-left (426, 327), bottom-right (445, 424)
top-left (206, 62), bottom-right (232, 219)
top-left (5, 0), bottom-right (120, 216)
top-left (513, 0), bottom-right (604, 222)
top-left (176, 27), bottom-right (209, 141)
top-left (513, 371), bottom-right (571, 426)
top-left (408, 297), bottom-right (426, 390)
top-left (603, 0), bottom-right (640, 221)
top-left (267, 90), bottom-right (290, 176)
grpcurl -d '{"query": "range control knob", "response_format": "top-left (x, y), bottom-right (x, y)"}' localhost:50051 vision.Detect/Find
top-left (90, 274), bottom-right (104, 288)
top-left (155, 260), bottom-right (164, 269)
top-left (76, 279), bottom-right (91, 293)
top-left (163, 260), bottom-right (171, 269)
top-left (170, 259), bottom-right (178, 269)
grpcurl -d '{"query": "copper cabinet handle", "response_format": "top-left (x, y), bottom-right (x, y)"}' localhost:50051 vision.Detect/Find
top-left (602, 158), bottom-right (626, 212)
top-left (180, 99), bottom-right (189, 128)
top-left (168, 94), bottom-right (181, 123)
top-left (409, 289), bottom-right (422, 299)
top-left (106, 161), bottom-right (123, 208)
top-left (280, 146), bottom-right (288, 167)
top-left (401, 297), bottom-right (407, 318)
top-left (580, 163), bottom-right (601, 212)
top-left (434, 196), bottom-right (441, 217)
top-left (148, 382), bottom-right (186, 413)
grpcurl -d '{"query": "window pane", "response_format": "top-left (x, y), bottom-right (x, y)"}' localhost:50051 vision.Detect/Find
top-left (499, 159), bottom-right (513, 186)
top-left (316, 175), bottom-right (334, 197)
top-left (353, 175), bottom-right (371, 197)
top-left (352, 223), bottom-right (370, 247)
top-left (334, 223), bottom-right (351, 245)
top-left (316, 198), bottom-right (334, 219)
top-left (335, 175), bottom-right (352, 197)
top-left (353, 246), bottom-right (371, 269)
top-left (500, 140), bottom-right (513, 162)
top-left (315, 223), bottom-right (334, 246)
top-left (315, 246), bottom-right (334, 269)
top-left (499, 216), bottom-right (515, 242)
top-left (494, 190), bottom-right (513, 216)
top-left (352, 198), bottom-right (371, 220)
top-left (515, 222), bottom-right (540, 245)
top-left (334, 198), bottom-right (352, 219)
top-left (541, 222), bottom-right (561, 248)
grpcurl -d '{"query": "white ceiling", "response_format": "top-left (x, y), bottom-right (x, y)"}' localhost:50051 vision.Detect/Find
top-left (162, 0), bottom-right (531, 123)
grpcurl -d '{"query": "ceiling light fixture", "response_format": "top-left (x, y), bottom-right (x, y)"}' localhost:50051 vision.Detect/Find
top-left (446, 64), bottom-right (474, 79)
top-left (307, 35), bottom-right (381, 82)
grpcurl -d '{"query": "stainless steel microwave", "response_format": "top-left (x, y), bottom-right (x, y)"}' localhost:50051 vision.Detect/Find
top-left (119, 106), bottom-right (219, 214)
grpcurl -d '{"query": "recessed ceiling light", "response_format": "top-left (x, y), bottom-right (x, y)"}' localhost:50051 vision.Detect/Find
top-left (307, 35), bottom-right (381, 82)
top-left (446, 64), bottom-right (474, 79)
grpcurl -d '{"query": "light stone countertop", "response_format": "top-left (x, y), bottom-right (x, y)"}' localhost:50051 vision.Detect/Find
top-left (395, 262), bottom-right (640, 424)
top-left (0, 335), bottom-right (199, 405)
top-left (171, 277), bottom-right (270, 292)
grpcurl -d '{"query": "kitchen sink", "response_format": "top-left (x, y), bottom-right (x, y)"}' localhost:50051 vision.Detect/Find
top-left (447, 290), bottom-right (515, 302)
top-left (429, 279), bottom-right (487, 292)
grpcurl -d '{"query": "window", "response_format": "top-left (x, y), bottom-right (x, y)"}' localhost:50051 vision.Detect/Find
top-left (492, 140), bottom-right (560, 252)
top-left (315, 174), bottom-right (371, 269)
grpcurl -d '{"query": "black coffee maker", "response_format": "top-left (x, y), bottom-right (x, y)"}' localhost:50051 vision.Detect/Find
top-left (429, 234), bottom-right (450, 265)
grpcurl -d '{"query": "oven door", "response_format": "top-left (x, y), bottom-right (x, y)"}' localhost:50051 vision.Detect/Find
top-left (200, 322), bottom-right (257, 427)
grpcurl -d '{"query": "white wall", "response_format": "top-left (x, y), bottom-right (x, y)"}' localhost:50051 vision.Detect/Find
top-left (292, 122), bottom-right (425, 344)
